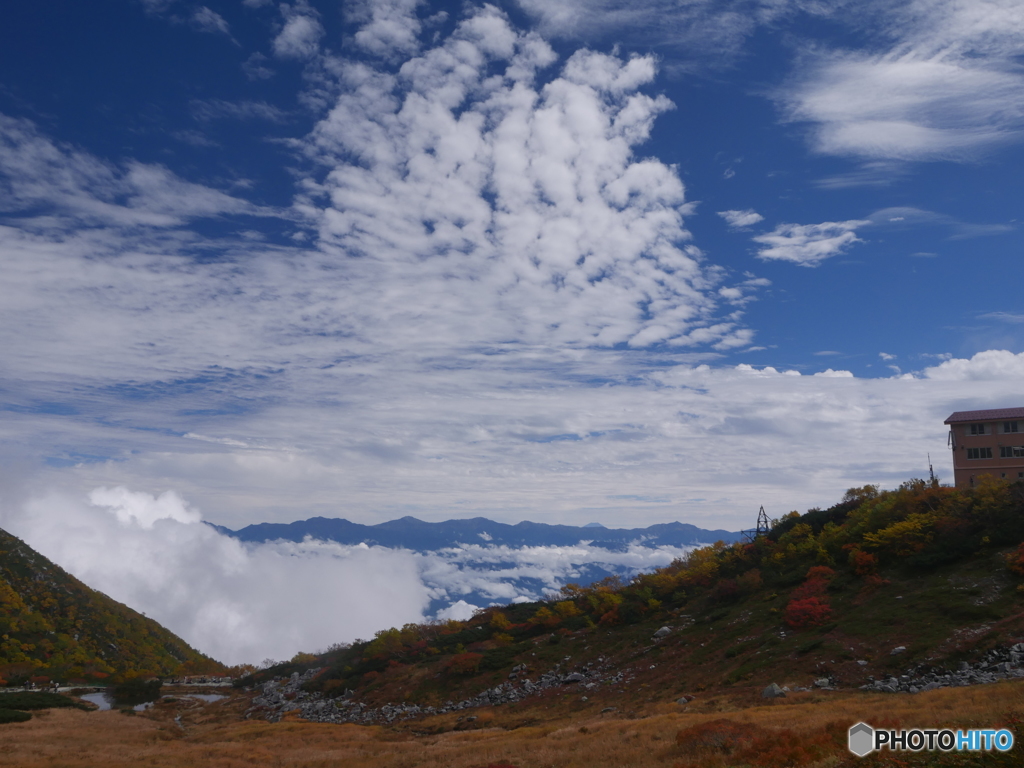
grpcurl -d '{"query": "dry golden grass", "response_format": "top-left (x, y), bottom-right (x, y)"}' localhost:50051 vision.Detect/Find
top-left (2, 682), bottom-right (1024, 768)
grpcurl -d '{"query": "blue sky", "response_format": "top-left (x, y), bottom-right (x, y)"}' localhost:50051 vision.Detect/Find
top-left (2, 0), bottom-right (1024, 532)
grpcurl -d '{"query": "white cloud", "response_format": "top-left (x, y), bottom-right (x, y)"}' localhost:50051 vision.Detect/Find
top-left (300, 6), bottom-right (748, 350)
top-left (980, 312), bottom-right (1024, 324)
top-left (273, 1), bottom-right (325, 60)
top-left (718, 209), bottom-right (764, 228)
top-left (0, 114), bottom-right (266, 227)
top-left (192, 7), bottom-right (231, 36)
top-left (242, 52), bottom-right (275, 80)
top-left (752, 219), bottom-right (869, 266)
top-left (922, 349), bottom-right (1024, 380)
top-left (3, 490), bottom-right (429, 665)
top-left (879, 352), bottom-right (896, 360)
top-left (435, 600), bottom-right (479, 621)
top-left (89, 486), bottom-right (201, 528)
top-left (780, 0), bottom-right (1024, 162)
top-left (512, 0), bottom-right (786, 70)
top-left (350, 0), bottom-right (424, 59)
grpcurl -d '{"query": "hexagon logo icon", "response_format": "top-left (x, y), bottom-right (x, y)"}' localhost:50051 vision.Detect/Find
top-left (848, 722), bottom-right (874, 757)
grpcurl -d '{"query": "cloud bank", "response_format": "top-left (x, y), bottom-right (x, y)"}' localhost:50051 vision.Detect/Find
top-left (1, 486), bottom-right (698, 665)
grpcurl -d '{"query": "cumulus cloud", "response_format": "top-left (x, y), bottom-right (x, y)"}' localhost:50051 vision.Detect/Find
top-left (752, 219), bottom-right (869, 266)
top-left (922, 349), bottom-right (1024, 380)
top-left (3, 489), bottom-right (429, 665)
top-left (273, 1), bottom-right (325, 60)
top-left (350, 0), bottom-right (425, 58)
top-left (718, 209), bottom-right (764, 228)
top-left (779, 0), bottom-right (1024, 162)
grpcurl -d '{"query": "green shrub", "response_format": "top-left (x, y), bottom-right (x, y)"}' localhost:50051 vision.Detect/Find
top-left (0, 709), bottom-right (31, 724)
top-left (0, 692), bottom-right (82, 710)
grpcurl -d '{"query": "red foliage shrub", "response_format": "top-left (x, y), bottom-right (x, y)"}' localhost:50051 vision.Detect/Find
top-left (783, 596), bottom-right (832, 629)
top-left (1006, 543), bottom-right (1024, 576)
top-left (445, 652), bottom-right (484, 676)
top-left (848, 548), bottom-right (878, 577)
top-left (783, 566), bottom-right (836, 629)
top-left (804, 565), bottom-right (835, 582)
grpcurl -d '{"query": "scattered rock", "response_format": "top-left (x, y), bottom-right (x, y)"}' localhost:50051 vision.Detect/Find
top-left (860, 644), bottom-right (1024, 694)
top-left (762, 683), bottom-right (786, 699)
top-left (856, 660), bottom-right (868, 666)
top-left (890, 646), bottom-right (907, 656)
top-left (652, 626), bottom-right (672, 639)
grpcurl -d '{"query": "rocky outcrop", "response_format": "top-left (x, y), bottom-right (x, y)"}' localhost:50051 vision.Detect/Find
top-left (860, 643), bottom-right (1024, 694)
top-left (245, 657), bottom-right (633, 724)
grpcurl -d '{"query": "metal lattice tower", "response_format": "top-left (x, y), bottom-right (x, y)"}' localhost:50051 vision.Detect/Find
top-left (741, 506), bottom-right (771, 542)
top-left (755, 505), bottom-right (770, 537)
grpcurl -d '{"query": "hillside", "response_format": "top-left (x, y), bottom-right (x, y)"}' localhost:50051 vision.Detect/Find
top-left (0, 527), bottom-right (222, 685)
top-left (239, 477), bottom-right (1024, 736)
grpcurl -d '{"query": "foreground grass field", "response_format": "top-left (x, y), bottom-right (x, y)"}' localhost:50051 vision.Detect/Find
top-left (2, 682), bottom-right (1024, 767)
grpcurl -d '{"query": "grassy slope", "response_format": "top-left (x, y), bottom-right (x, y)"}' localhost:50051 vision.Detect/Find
top-left (0, 527), bottom-right (222, 683)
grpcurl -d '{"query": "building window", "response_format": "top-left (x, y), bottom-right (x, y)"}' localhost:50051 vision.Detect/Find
top-left (967, 447), bottom-right (992, 460)
top-left (1000, 446), bottom-right (1024, 458)
top-left (1003, 421), bottom-right (1020, 434)
top-left (969, 423), bottom-right (988, 435)
top-left (1019, 472), bottom-right (1024, 479)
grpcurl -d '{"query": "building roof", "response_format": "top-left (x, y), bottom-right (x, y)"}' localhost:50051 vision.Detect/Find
top-left (945, 407), bottom-right (1024, 424)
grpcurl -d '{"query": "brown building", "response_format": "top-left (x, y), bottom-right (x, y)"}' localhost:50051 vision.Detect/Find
top-left (945, 407), bottom-right (1024, 488)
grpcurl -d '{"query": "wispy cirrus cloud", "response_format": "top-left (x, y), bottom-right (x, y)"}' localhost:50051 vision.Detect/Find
top-left (512, 0), bottom-right (791, 71)
top-left (0, 115), bottom-right (267, 228)
top-left (192, 7), bottom-right (232, 37)
top-left (779, 0), bottom-right (1024, 162)
top-left (979, 312), bottom-right (1024, 324)
top-left (190, 99), bottom-right (288, 123)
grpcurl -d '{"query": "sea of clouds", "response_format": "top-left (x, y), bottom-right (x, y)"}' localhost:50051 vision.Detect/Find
top-left (0, 486), bottom-right (696, 665)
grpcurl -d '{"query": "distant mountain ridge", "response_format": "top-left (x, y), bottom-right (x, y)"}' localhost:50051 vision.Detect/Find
top-left (217, 516), bottom-right (743, 551)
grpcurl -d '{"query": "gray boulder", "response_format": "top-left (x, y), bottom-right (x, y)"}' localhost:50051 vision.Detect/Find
top-left (762, 683), bottom-right (786, 698)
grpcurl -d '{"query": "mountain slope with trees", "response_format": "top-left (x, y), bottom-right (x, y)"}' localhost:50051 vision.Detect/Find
top-left (0, 527), bottom-right (222, 685)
